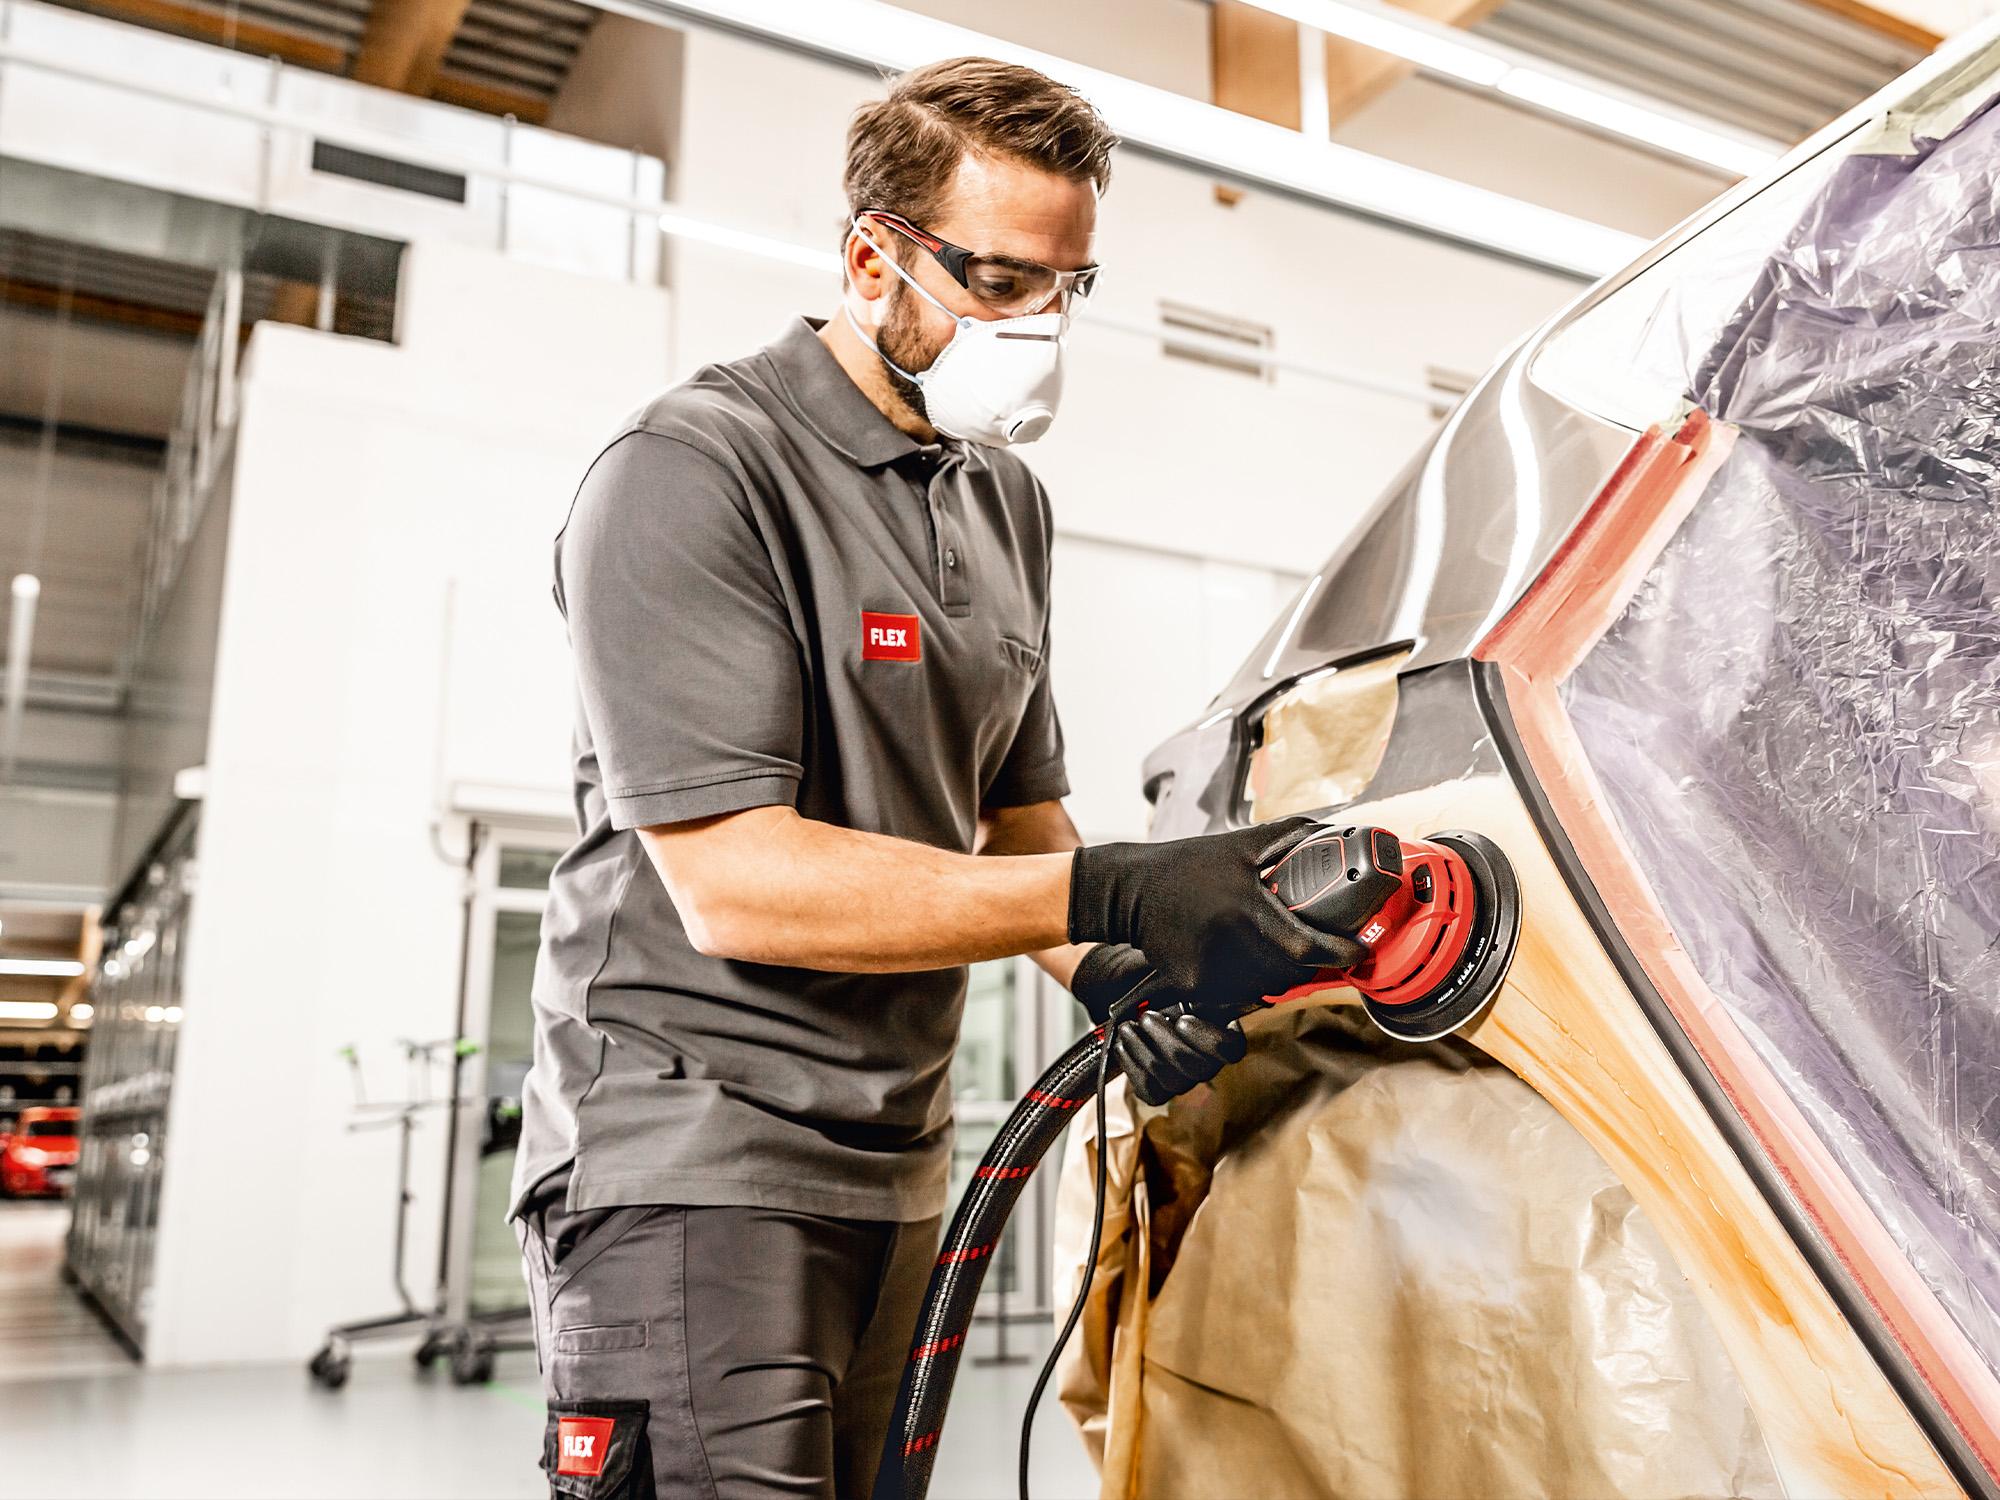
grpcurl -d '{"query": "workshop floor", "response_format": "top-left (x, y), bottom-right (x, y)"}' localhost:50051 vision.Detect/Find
top-left (0, 1201), bottom-right (1100, 1499)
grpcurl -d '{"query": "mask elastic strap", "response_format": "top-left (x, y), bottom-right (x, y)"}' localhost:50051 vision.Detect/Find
top-left (845, 219), bottom-right (976, 383)
top-left (841, 302), bottom-right (923, 386)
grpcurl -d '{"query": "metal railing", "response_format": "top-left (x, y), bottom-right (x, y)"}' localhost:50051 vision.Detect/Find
top-left (0, 0), bottom-right (665, 284)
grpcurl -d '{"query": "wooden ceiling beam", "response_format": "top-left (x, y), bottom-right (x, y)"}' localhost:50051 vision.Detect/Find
top-left (1213, 1), bottom-right (1514, 137)
top-left (351, 0), bottom-right (477, 96)
top-left (1212, 0), bottom-right (1305, 131)
top-left (429, 72), bottom-right (550, 124)
top-left (68, 0), bottom-right (345, 70)
top-left (1790, 0), bottom-right (1941, 52)
top-left (1322, 0), bottom-right (1505, 129)
top-left (0, 276), bottom-right (207, 340)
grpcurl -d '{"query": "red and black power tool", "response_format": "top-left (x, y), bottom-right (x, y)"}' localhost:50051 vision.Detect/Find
top-left (1262, 824), bottom-right (1522, 1042)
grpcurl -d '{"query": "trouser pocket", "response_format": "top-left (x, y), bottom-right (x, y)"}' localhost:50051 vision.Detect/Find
top-left (542, 1398), bottom-right (654, 1499)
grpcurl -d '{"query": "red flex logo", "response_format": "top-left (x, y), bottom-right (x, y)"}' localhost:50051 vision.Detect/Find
top-left (862, 611), bottom-right (921, 663)
top-left (556, 1416), bottom-right (616, 1477)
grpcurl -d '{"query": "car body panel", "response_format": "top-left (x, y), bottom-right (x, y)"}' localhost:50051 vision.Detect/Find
top-left (1090, 19), bottom-right (2000, 1498)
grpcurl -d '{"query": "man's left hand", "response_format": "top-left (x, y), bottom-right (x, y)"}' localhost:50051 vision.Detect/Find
top-left (1070, 944), bottom-right (1250, 1105)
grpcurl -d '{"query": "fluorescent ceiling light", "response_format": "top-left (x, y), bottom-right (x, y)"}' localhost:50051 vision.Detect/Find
top-left (69, 1002), bottom-right (93, 1023)
top-left (1497, 70), bottom-right (1779, 178)
top-left (0, 958), bottom-right (85, 978)
top-left (658, 209), bottom-right (839, 273)
top-left (634, 0), bottom-right (1646, 277)
top-left (0, 1000), bottom-right (59, 1021)
top-left (1243, 0), bottom-right (1781, 176)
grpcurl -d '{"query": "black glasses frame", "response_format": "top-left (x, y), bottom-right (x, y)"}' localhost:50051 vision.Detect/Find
top-left (858, 210), bottom-right (1100, 313)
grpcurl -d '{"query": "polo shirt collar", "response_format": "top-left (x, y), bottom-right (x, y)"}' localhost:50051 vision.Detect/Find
top-left (766, 316), bottom-right (924, 469)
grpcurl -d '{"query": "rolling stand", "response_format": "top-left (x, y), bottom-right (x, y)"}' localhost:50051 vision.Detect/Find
top-left (306, 1037), bottom-right (530, 1389)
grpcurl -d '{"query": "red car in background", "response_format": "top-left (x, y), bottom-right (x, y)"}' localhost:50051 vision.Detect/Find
top-left (1, 1107), bottom-right (80, 1197)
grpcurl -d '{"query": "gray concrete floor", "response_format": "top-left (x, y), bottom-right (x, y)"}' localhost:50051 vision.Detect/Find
top-left (0, 1201), bottom-right (1100, 1499)
top-left (0, 1199), bottom-right (133, 1382)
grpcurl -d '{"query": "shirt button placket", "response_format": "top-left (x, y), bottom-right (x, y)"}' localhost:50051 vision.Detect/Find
top-left (931, 469), bottom-right (971, 614)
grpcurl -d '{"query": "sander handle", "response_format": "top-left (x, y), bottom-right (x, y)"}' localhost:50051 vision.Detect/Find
top-left (1101, 823), bottom-right (1404, 1027)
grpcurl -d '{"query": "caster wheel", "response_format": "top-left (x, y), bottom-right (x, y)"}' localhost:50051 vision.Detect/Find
top-left (414, 1331), bottom-right (448, 1369)
top-left (450, 1337), bottom-right (496, 1386)
top-left (308, 1343), bottom-right (351, 1391)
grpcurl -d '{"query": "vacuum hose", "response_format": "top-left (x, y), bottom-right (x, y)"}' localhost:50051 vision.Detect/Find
top-left (871, 1026), bottom-right (1113, 1500)
top-left (870, 824), bottom-right (1522, 1500)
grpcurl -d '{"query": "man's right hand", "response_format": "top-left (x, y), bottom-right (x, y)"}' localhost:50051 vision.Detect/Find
top-left (1068, 818), bottom-right (1365, 1004)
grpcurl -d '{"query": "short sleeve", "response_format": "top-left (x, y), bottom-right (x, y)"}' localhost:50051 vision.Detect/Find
top-left (558, 431), bottom-right (804, 830)
top-left (984, 643), bottom-right (1070, 809)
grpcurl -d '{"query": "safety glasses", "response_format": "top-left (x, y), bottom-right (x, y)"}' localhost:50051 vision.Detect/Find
top-left (859, 210), bottom-right (1100, 317)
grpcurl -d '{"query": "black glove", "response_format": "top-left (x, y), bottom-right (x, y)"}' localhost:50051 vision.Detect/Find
top-left (1072, 947), bottom-right (1253, 1106)
top-left (1069, 818), bottom-right (1365, 1005)
top-left (1111, 1007), bottom-right (1248, 1106)
top-left (1069, 942), bottom-right (1154, 1025)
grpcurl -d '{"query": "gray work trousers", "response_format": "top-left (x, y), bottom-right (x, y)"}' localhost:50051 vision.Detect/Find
top-left (517, 1181), bottom-right (940, 1499)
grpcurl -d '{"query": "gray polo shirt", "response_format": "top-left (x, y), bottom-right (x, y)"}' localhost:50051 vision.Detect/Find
top-left (512, 317), bottom-right (1068, 1223)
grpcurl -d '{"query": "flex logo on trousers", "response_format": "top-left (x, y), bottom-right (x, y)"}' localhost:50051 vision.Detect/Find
top-left (555, 1416), bottom-right (616, 1477)
top-left (862, 610), bottom-right (922, 663)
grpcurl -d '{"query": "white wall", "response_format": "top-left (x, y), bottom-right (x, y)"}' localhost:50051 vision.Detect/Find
top-left (143, 242), bottom-right (667, 1367)
top-left (900, 0), bottom-right (1214, 98)
top-left (544, 14), bottom-right (686, 171)
top-left (1334, 75), bottom-right (1726, 238)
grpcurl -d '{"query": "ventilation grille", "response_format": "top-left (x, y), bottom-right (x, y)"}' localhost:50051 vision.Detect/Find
top-left (311, 141), bottom-right (468, 203)
top-left (1160, 301), bottom-right (1274, 381)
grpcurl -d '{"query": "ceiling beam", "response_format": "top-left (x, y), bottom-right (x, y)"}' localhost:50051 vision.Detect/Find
top-left (1212, 0), bottom-right (1304, 130)
top-left (352, 0), bottom-right (477, 96)
top-left (430, 72), bottom-right (552, 123)
top-left (0, 276), bottom-right (207, 340)
top-left (1790, 0), bottom-right (1941, 51)
top-left (67, 0), bottom-right (345, 70)
top-left (70, 0), bottom-right (550, 119)
top-left (1322, 0), bottom-right (1504, 129)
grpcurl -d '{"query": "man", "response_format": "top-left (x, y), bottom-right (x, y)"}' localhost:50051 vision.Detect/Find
top-left (513, 57), bottom-right (1356, 1498)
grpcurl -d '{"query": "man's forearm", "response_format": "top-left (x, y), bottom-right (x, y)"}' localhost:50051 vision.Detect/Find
top-left (641, 806), bottom-right (1071, 971)
top-left (975, 799), bottom-right (1091, 990)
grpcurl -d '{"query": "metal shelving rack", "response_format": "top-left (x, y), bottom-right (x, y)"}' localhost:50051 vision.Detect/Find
top-left (64, 809), bottom-right (197, 1354)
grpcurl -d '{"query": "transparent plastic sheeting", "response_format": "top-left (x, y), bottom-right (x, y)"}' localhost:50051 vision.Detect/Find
top-left (1054, 1012), bottom-right (1781, 1499)
top-left (1564, 90), bottom-right (2000, 1380)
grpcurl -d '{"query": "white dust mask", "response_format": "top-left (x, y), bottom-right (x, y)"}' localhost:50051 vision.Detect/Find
top-left (844, 221), bottom-right (1067, 447)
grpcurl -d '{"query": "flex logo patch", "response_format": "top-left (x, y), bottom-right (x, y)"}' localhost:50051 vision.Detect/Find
top-left (556, 1416), bottom-right (617, 1478)
top-left (862, 610), bottom-right (922, 663)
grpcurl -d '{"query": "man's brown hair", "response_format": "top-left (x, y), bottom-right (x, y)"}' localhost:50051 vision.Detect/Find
top-left (843, 57), bottom-right (1117, 235)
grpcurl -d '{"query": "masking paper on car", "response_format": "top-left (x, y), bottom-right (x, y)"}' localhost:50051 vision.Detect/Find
top-left (1246, 649), bottom-right (1411, 822)
top-left (1563, 86), bottom-right (2000, 1383)
top-left (1055, 1008), bottom-right (1780, 1499)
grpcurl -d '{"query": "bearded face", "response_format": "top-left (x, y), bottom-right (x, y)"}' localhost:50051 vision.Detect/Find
top-left (874, 266), bottom-right (953, 425)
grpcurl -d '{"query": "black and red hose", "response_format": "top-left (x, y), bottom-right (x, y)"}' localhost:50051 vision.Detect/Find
top-left (869, 824), bottom-right (1519, 1500)
top-left (871, 1023), bottom-right (1116, 1500)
